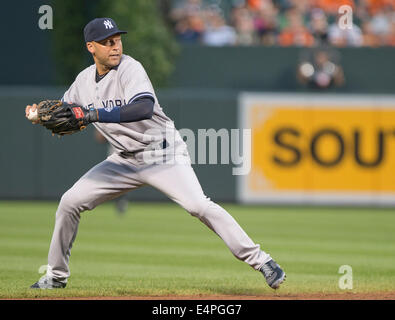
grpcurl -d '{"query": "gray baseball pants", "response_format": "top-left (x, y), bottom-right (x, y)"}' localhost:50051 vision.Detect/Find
top-left (46, 152), bottom-right (271, 281)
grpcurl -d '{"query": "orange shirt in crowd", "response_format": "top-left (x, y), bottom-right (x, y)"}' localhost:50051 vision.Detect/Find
top-left (314, 0), bottom-right (355, 13)
top-left (278, 28), bottom-right (315, 46)
top-left (247, 0), bottom-right (274, 10)
top-left (364, 0), bottom-right (395, 15)
top-left (247, 0), bottom-right (262, 10)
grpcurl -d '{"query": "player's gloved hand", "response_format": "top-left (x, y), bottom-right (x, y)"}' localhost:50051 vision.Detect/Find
top-left (37, 100), bottom-right (99, 136)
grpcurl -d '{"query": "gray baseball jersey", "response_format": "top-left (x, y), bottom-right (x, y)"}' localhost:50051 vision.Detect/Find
top-left (62, 54), bottom-right (180, 154)
top-left (44, 54), bottom-right (272, 283)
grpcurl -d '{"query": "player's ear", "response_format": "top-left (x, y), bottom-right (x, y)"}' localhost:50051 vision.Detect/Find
top-left (86, 42), bottom-right (94, 54)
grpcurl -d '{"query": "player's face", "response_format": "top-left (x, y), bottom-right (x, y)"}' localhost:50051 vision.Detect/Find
top-left (89, 34), bottom-right (123, 69)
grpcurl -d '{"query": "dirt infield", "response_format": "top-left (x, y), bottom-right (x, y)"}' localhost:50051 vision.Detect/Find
top-left (16, 291), bottom-right (395, 300)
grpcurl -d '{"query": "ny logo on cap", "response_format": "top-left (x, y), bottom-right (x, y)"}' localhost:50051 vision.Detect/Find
top-left (103, 20), bottom-right (114, 29)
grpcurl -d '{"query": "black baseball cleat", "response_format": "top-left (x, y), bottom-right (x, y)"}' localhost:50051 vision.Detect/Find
top-left (30, 275), bottom-right (67, 289)
top-left (260, 259), bottom-right (286, 289)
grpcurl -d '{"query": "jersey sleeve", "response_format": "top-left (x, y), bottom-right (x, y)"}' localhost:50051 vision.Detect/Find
top-left (120, 61), bottom-right (155, 104)
top-left (61, 74), bottom-right (85, 105)
top-left (61, 81), bottom-right (77, 103)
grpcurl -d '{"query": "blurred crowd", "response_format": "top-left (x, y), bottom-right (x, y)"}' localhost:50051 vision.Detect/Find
top-left (169, 0), bottom-right (395, 46)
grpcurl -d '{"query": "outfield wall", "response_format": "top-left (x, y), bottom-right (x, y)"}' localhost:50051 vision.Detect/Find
top-left (0, 87), bottom-right (237, 202)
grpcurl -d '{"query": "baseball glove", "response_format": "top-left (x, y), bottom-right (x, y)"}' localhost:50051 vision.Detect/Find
top-left (37, 100), bottom-right (98, 136)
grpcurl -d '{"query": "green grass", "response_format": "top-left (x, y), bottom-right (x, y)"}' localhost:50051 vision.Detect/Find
top-left (0, 201), bottom-right (394, 299)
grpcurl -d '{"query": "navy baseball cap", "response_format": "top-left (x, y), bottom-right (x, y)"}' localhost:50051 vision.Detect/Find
top-left (84, 18), bottom-right (127, 42)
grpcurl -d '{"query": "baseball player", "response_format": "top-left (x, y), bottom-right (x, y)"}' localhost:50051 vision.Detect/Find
top-left (26, 18), bottom-right (285, 290)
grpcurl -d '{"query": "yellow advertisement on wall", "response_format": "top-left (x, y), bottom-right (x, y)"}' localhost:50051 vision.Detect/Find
top-left (237, 93), bottom-right (395, 205)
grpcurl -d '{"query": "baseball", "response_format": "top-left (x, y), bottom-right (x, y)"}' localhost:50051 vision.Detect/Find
top-left (27, 109), bottom-right (38, 122)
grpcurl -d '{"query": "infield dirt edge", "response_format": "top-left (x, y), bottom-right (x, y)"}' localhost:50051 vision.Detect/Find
top-left (5, 291), bottom-right (395, 300)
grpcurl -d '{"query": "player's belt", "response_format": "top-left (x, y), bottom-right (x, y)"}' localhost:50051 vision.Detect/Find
top-left (120, 139), bottom-right (169, 158)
